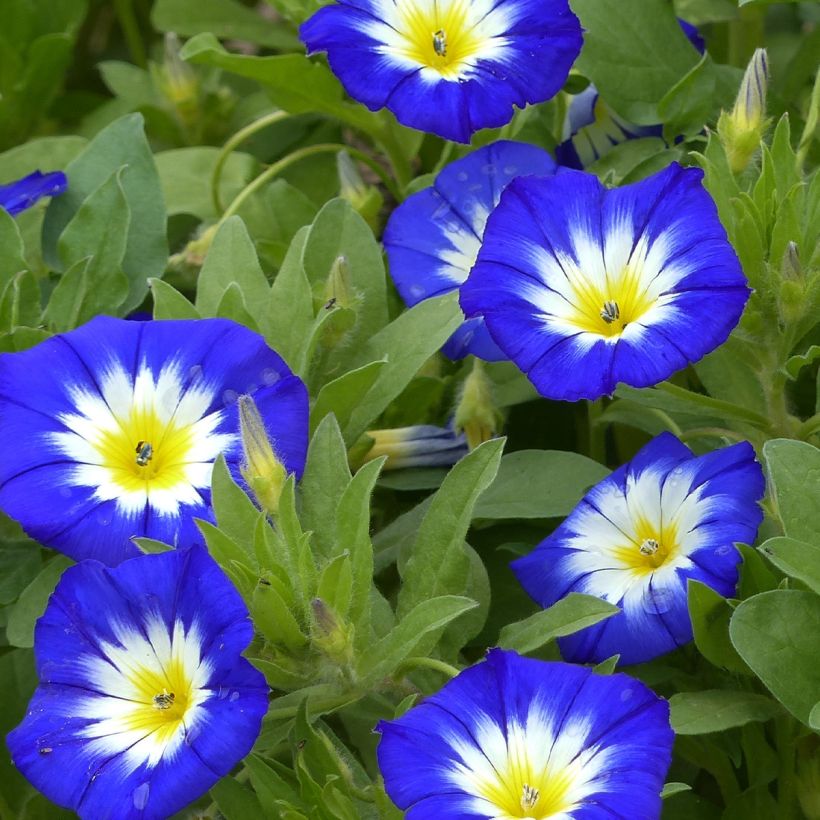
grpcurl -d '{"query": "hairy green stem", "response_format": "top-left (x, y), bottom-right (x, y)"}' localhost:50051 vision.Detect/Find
top-left (396, 656), bottom-right (461, 679)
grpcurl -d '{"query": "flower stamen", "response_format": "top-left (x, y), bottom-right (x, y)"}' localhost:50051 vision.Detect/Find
top-left (520, 783), bottom-right (539, 811)
top-left (600, 300), bottom-right (620, 324)
top-left (152, 689), bottom-right (176, 710)
top-left (639, 538), bottom-right (660, 556)
top-left (433, 29), bottom-right (447, 57)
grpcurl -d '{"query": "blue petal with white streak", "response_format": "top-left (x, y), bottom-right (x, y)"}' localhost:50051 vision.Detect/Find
top-left (300, 0), bottom-right (583, 143)
top-left (7, 546), bottom-right (268, 820)
top-left (384, 140), bottom-right (557, 360)
top-left (0, 317), bottom-right (309, 565)
top-left (377, 648), bottom-right (673, 817)
top-left (511, 433), bottom-right (765, 665)
top-left (461, 162), bottom-right (750, 401)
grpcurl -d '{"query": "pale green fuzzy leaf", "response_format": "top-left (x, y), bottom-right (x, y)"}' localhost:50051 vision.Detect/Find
top-left (6, 556), bottom-right (73, 648)
top-left (669, 690), bottom-right (780, 735)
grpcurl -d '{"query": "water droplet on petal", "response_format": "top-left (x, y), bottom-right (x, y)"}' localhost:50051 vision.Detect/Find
top-left (132, 782), bottom-right (150, 810)
top-left (222, 389), bottom-right (238, 406)
top-left (504, 165), bottom-right (518, 175)
top-left (229, 691), bottom-right (240, 703)
top-left (715, 545), bottom-right (733, 557)
top-left (261, 368), bottom-right (279, 386)
top-left (620, 687), bottom-right (634, 702)
top-left (457, 172), bottom-right (469, 182)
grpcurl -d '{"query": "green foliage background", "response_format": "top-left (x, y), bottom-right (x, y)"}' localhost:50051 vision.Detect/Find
top-left (0, 0), bottom-right (819, 818)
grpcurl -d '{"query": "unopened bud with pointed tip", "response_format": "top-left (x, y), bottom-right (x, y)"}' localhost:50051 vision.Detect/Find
top-left (718, 48), bottom-right (770, 174)
top-left (454, 358), bottom-right (501, 450)
top-left (154, 33), bottom-right (200, 125)
top-left (238, 395), bottom-right (286, 515)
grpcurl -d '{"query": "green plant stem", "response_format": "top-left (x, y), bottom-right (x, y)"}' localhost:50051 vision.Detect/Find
top-left (797, 413), bottom-right (820, 441)
top-left (113, 0), bottom-right (147, 69)
top-left (220, 143), bottom-right (401, 224)
top-left (212, 110), bottom-right (292, 213)
top-left (776, 716), bottom-right (799, 819)
top-left (376, 130), bottom-right (414, 192)
top-left (396, 656), bottom-right (461, 679)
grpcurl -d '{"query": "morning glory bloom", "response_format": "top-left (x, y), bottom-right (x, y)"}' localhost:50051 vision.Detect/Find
top-left (0, 170), bottom-right (67, 216)
top-left (300, 0), bottom-right (583, 143)
top-left (377, 648), bottom-right (674, 817)
top-left (7, 546), bottom-right (268, 820)
top-left (0, 316), bottom-right (308, 565)
top-left (384, 140), bottom-right (557, 360)
top-left (460, 162), bottom-right (750, 401)
top-left (512, 433), bottom-right (765, 665)
top-left (556, 20), bottom-right (705, 169)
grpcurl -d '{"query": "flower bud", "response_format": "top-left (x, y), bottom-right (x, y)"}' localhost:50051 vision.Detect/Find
top-left (154, 33), bottom-right (200, 126)
top-left (337, 151), bottom-right (383, 231)
top-left (361, 424), bottom-right (468, 471)
top-left (454, 358), bottom-right (501, 450)
top-left (310, 598), bottom-right (353, 663)
top-left (238, 395), bottom-right (287, 515)
top-left (781, 241), bottom-right (803, 283)
top-left (718, 48), bottom-right (770, 174)
top-left (323, 255), bottom-right (354, 311)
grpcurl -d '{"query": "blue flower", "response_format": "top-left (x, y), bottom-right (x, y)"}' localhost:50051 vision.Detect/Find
top-left (512, 433), bottom-right (765, 665)
top-left (363, 423), bottom-right (468, 470)
top-left (0, 170), bottom-right (67, 216)
top-left (377, 648), bottom-right (674, 817)
top-left (460, 162), bottom-right (750, 401)
top-left (7, 546), bottom-right (268, 820)
top-left (556, 20), bottom-right (705, 169)
top-left (300, 0), bottom-right (583, 143)
top-left (384, 140), bottom-right (557, 360)
top-left (0, 316), bottom-right (308, 565)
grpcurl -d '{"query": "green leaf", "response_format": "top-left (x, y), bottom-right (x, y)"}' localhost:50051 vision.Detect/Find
top-left (572, 0), bottom-right (701, 123)
top-left (196, 216), bottom-right (270, 322)
top-left (149, 277), bottom-right (200, 319)
top-left (688, 579), bottom-right (749, 674)
top-left (730, 590), bottom-right (820, 726)
top-left (156, 146), bottom-right (256, 220)
top-left (763, 439), bottom-right (820, 543)
top-left (398, 439), bottom-right (504, 616)
top-left (152, 0), bottom-right (301, 50)
top-left (211, 455), bottom-right (261, 549)
top-left (310, 360), bottom-right (386, 443)
top-left (42, 114), bottom-right (168, 313)
top-left (210, 777), bottom-right (265, 820)
top-left (0, 209), bottom-right (27, 289)
top-left (263, 227), bottom-right (314, 373)
top-left (0, 270), bottom-right (41, 332)
top-left (6, 556), bottom-right (73, 648)
top-left (783, 345), bottom-right (820, 380)
top-left (252, 581), bottom-right (308, 650)
top-left (244, 754), bottom-right (306, 815)
top-left (335, 458), bottom-right (384, 644)
top-left (474, 449), bottom-right (610, 520)
top-left (181, 34), bottom-right (380, 133)
top-left (587, 137), bottom-right (669, 186)
top-left (132, 537), bottom-right (174, 554)
top-left (44, 168), bottom-right (131, 329)
top-left (661, 783), bottom-right (692, 799)
top-left (356, 595), bottom-right (479, 684)
top-left (0, 542), bottom-right (41, 605)
top-left (759, 536), bottom-right (820, 594)
top-left (298, 415), bottom-right (352, 561)
top-left (497, 593), bottom-right (619, 655)
top-left (344, 292), bottom-right (463, 443)
top-left (669, 690), bottom-right (780, 735)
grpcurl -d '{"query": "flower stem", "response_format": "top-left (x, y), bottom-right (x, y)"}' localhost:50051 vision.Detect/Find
top-left (219, 143), bottom-right (401, 224)
top-left (396, 656), bottom-right (461, 679)
top-left (776, 716), bottom-right (799, 819)
top-left (586, 399), bottom-right (606, 464)
top-left (212, 110), bottom-right (292, 213)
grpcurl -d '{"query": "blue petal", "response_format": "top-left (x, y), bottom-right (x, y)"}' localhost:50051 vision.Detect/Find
top-left (385, 141), bottom-right (556, 360)
top-left (0, 170), bottom-right (67, 216)
top-left (461, 164), bottom-right (750, 401)
top-left (0, 317), bottom-right (308, 562)
top-left (8, 546), bottom-right (267, 820)
top-left (301, 0), bottom-right (582, 142)
top-left (377, 650), bottom-right (673, 815)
